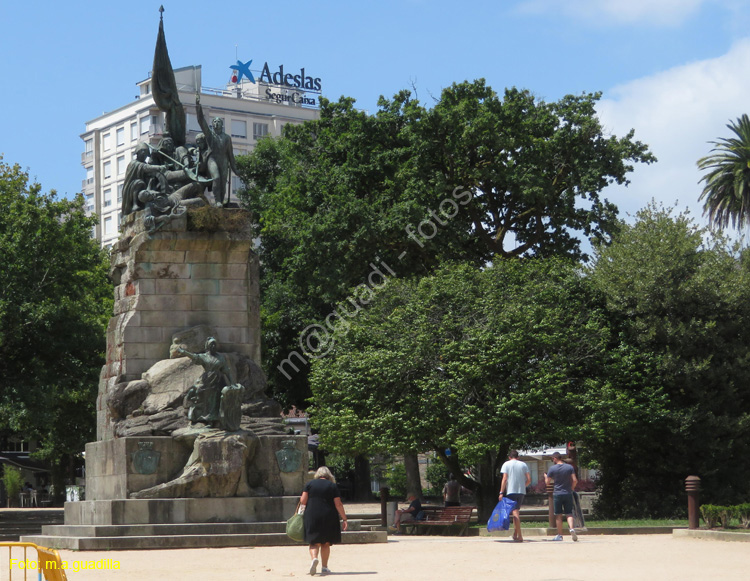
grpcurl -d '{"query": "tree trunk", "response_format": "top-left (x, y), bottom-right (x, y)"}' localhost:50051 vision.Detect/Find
top-left (50, 461), bottom-right (67, 505)
top-left (353, 455), bottom-right (372, 501)
top-left (404, 452), bottom-right (423, 499)
top-left (475, 451), bottom-right (502, 522)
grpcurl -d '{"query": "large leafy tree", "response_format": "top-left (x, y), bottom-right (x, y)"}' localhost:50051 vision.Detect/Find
top-left (697, 114), bottom-right (750, 230)
top-left (0, 158), bottom-right (111, 493)
top-left (587, 203), bottom-right (750, 516)
top-left (413, 83), bottom-right (655, 259)
top-left (237, 80), bottom-right (653, 407)
top-left (307, 259), bottom-right (638, 519)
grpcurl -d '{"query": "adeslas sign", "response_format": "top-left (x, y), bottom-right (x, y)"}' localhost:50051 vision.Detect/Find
top-left (229, 58), bottom-right (321, 106)
top-left (258, 63), bottom-right (321, 92)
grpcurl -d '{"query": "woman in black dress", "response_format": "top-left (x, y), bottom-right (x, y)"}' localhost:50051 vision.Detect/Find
top-left (300, 466), bottom-right (348, 576)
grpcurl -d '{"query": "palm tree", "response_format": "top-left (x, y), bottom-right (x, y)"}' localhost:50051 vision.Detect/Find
top-left (697, 114), bottom-right (750, 230)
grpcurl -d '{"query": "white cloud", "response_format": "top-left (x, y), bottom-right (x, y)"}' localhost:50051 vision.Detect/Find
top-left (518, 0), bottom-right (708, 26)
top-left (596, 38), bottom-right (750, 224)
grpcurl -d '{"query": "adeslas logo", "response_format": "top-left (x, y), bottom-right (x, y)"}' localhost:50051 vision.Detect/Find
top-left (229, 58), bottom-right (322, 93)
top-left (258, 63), bottom-right (322, 92)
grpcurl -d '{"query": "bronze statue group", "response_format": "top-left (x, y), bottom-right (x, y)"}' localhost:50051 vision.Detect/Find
top-left (121, 94), bottom-right (239, 233)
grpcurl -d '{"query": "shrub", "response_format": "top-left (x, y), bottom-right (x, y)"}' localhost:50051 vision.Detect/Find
top-left (425, 461), bottom-right (451, 497)
top-left (2, 466), bottom-right (23, 507)
top-left (700, 504), bottom-right (734, 528)
top-left (387, 463), bottom-right (407, 498)
top-left (735, 503), bottom-right (750, 529)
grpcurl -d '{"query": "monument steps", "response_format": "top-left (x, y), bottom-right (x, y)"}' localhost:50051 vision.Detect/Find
top-left (23, 523), bottom-right (387, 551)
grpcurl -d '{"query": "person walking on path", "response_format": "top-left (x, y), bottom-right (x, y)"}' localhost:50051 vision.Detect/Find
top-left (498, 450), bottom-right (531, 542)
top-left (299, 466), bottom-right (348, 576)
top-left (544, 451), bottom-right (579, 541)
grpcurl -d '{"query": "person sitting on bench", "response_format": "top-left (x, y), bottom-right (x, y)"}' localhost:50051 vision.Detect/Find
top-left (393, 495), bottom-right (425, 531)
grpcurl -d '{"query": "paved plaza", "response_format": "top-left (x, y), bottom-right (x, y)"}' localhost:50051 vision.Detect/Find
top-left (42, 533), bottom-right (750, 581)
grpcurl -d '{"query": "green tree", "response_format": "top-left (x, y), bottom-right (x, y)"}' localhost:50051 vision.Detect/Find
top-left (698, 114), bottom-right (750, 230)
top-left (2, 465), bottom-right (23, 507)
top-left (587, 203), bottom-right (750, 517)
top-left (0, 158), bottom-right (111, 495)
top-left (307, 259), bottom-right (619, 519)
top-left (413, 82), bottom-right (655, 259)
top-left (237, 80), bottom-right (653, 407)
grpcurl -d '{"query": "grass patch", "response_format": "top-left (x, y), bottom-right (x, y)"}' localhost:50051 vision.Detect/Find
top-left (477, 518), bottom-right (690, 528)
top-left (560, 519), bottom-right (688, 528)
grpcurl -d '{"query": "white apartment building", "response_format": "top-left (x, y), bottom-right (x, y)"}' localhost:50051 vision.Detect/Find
top-left (81, 65), bottom-right (320, 246)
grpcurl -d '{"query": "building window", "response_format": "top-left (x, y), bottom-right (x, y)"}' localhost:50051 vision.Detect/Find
top-left (253, 122), bottom-right (269, 140)
top-left (140, 116), bottom-right (150, 135)
top-left (104, 216), bottom-right (114, 236)
top-left (103, 161), bottom-right (112, 179)
top-left (231, 175), bottom-right (243, 195)
top-left (86, 167), bottom-right (94, 185)
top-left (130, 122), bottom-right (138, 141)
top-left (103, 133), bottom-right (112, 151)
top-left (186, 113), bottom-right (200, 133)
top-left (117, 155), bottom-right (126, 175)
top-left (116, 127), bottom-right (125, 147)
top-left (231, 120), bottom-right (247, 138)
top-left (84, 139), bottom-right (93, 159)
top-left (2, 440), bottom-right (29, 453)
top-left (117, 183), bottom-right (124, 202)
top-left (104, 188), bottom-right (112, 207)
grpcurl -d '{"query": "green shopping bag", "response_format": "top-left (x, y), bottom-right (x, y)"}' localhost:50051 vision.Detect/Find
top-left (286, 503), bottom-right (305, 542)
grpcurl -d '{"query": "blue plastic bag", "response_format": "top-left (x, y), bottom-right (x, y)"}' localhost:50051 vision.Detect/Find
top-left (487, 497), bottom-right (517, 532)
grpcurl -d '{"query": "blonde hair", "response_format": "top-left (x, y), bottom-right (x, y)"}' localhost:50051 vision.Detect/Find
top-left (314, 466), bottom-right (336, 483)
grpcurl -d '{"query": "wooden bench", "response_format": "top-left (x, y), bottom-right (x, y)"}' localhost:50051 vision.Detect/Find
top-left (400, 506), bottom-right (474, 536)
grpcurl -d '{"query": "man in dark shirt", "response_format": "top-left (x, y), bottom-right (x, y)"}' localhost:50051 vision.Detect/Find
top-left (544, 452), bottom-right (579, 541)
top-left (392, 495), bottom-right (424, 533)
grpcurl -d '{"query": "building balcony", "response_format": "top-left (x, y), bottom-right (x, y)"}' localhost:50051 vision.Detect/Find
top-left (81, 151), bottom-right (93, 166)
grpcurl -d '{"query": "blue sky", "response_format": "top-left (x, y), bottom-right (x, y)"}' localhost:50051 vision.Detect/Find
top-left (2, 0), bottom-right (750, 229)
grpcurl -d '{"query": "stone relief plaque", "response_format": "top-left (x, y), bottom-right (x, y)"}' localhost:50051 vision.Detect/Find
top-left (275, 439), bottom-right (303, 473)
top-left (131, 441), bottom-right (161, 475)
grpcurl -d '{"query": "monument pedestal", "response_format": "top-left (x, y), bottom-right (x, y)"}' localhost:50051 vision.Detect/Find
top-left (21, 210), bottom-right (386, 549)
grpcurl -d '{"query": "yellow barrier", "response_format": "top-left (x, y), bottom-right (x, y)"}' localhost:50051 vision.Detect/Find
top-left (0, 542), bottom-right (68, 581)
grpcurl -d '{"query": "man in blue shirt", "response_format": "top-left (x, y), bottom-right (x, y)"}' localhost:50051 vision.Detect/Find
top-left (544, 452), bottom-right (579, 541)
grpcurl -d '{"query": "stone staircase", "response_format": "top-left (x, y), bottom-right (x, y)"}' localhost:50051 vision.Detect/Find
top-left (349, 512), bottom-right (386, 532)
top-left (0, 509), bottom-right (64, 542)
top-left (23, 519), bottom-right (386, 550)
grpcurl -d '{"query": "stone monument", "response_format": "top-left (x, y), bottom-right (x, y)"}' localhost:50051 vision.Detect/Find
top-left (19, 9), bottom-right (387, 551)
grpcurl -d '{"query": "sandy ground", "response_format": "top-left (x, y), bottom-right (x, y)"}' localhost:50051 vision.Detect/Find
top-left (7, 534), bottom-right (745, 581)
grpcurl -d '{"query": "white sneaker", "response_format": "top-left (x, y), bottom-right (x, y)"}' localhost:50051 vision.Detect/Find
top-left (309, 558), bottom-right (319, 575)
top-left (552, 534), bottom-right (563, 541)
top-left (571, 528), bottom-right (578, 541)
top-left (321, 567), bottom-right (331, 575)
